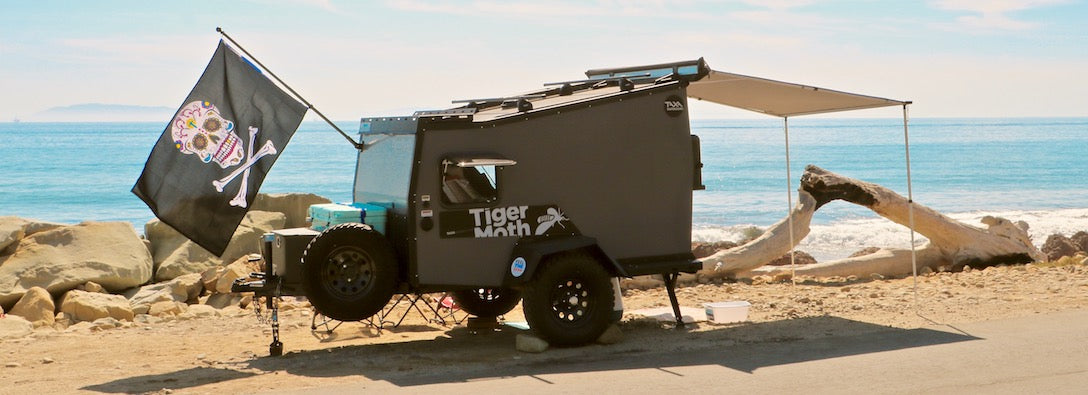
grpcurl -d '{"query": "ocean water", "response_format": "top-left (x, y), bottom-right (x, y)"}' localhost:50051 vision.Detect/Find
top-left (2, 117), bottom-right (1086, 261)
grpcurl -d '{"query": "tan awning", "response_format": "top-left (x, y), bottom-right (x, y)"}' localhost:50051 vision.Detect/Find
top-left (688, 69), bottom-right (909, 117)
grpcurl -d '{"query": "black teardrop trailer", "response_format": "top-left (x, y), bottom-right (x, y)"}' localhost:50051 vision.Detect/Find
top-left (234, 57), bottom-right (909, 356)
top-left (236, 58), bottom-right (709, 356)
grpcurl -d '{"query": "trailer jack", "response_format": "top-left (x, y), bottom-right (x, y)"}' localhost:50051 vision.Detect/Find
top-left (233, 269), bottom-right (285, 357)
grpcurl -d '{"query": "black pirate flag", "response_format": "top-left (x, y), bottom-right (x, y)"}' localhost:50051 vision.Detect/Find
top-left (133, 41), bottom-right (306, 256)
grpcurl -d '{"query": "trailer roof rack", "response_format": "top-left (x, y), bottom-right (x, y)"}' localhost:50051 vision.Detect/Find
top-left (585, 58), bottom-right (709, 83)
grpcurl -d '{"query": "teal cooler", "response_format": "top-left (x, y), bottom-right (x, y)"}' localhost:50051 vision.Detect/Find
top-left (308, 202), bottom-right (387, 234)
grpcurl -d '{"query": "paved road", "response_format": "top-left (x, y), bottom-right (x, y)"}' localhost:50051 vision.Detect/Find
top-left (273, 309), bottom-right (1088, 394)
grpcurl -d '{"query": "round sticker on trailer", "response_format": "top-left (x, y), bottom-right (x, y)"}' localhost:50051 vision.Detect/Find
top-left (511, 257), bottom-right (527, 277)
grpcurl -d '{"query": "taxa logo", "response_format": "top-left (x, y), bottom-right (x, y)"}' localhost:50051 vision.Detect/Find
top-left (664, 95), bottom-right (684, 117)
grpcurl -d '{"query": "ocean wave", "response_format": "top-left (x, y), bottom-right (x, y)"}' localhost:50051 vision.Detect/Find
top-left (693, 208), bottom-right (1088, 262)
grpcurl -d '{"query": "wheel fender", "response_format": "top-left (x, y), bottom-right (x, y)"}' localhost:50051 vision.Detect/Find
top-left (504, 236), bottom-right (627, 286)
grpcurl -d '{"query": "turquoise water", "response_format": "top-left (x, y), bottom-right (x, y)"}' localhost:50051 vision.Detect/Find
top-left (2, 118), bottom-right (1086, 259)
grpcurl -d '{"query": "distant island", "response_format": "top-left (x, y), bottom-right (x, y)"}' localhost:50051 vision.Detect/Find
top-left (22, 103), bottom-right (175, 122)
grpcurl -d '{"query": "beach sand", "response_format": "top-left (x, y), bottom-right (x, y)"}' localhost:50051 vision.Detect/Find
top-left (2, 261), bottom-right (1087, 394)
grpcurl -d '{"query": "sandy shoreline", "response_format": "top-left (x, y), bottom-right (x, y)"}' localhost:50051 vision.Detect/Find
top-left (2, 260), bottom-right (1086, 394)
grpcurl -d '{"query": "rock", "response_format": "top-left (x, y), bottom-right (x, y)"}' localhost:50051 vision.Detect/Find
top-left (41, 357), bottom-right (54, 364)
top-left (772, 272), bottom-right (793, 283)
top-left (5, 362), bottom-right (22, 368)
top-left (9, 287), bottom-right (55, 328)
top-left (148, 300), bottom-right (187, 317)
top-left (0, 315), bottom-right (34, 339)
top-left (676, 272), bottom-right (698, 286)
top-left (173, 273), bottom-right (205, 303)
top-left (134, 314), bottom-right (162, 325)
top-left (65, 321), bottom-right (95, 332)
top-left (620, 276), bottom-right (664, 290)
top-left (125, 273), bottom-right (203, 314)
top-left (221, 306), bottom-right (246, 317)
top-left (0, 217), bottom-right (25, 255)
top-left (204, 293), bottom-right (241, 309)
top-left (1071, 231), bottom-right (1088, 254)
top-left (516, 334), bottom-right (549, 353)
top-left (184, 304), bottom-right (219, 318)
top-left (596, 324), bottom-right (624, 344)
top-left (767, 250), bottom-right (817, 266)
top-left (0, 221), bottom-right (153, 307)
top-left (1042, 234), bottom-right (1078, 261)
top-left (201, 267), bottom-right (221, 294)
top-left (691, 241), bottom-right (739, 259)
top-left (239, 294), bottom-right (254, 309)
top-left (59, 290), bottom-right (135, 322)
top-left (751, 275), bottom-right (773, 285)
top-left (77, 281), bottom-right (107, 293)
top-left (148, 210), bottom-right (286, 281)
top-left (0, 217), bottom-right (64, 256)
top-left (215, 259), bottom-right (254, 294)
top-left (251, 193), bottom-right (331, 229)
top-left (53, 312), bottom-right (72, 329)
top-left (91, 317), bottom-right (123, 330)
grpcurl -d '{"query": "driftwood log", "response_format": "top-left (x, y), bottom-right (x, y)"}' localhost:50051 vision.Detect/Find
top-left (700, 165), bottom-right (1044, 278)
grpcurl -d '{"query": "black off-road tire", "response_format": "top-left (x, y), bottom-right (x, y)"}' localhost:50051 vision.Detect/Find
top-left (451, 288), bottom-right (522, 318)
top-left (522, 253), bottom-right (614, 346)
top-left (301, 223), bottom-right (397, 322)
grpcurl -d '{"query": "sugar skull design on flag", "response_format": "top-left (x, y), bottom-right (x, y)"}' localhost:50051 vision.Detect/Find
top-left (133, 41), bottom-right (306, 256)
top-left (171, 101), bottom-right (244, 167)
top-left (170, 100), bottom-right (278, 208)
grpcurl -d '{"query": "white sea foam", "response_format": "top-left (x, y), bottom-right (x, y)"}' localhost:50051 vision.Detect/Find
top-left (693, 208), bottom-right (1088, 262)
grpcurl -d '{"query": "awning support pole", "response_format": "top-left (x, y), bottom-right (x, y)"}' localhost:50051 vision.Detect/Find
top-left (784, 117), bottom-right (797, 284)
top-left (902, 104), bottom-right (919, 309)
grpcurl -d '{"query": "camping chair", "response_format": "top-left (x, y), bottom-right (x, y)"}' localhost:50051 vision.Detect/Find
top-left (432, 293), bottom-right (469, 325)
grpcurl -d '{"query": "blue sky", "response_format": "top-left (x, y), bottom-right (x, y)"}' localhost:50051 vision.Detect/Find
top-left (1, 0), bottom-right (1085, 121)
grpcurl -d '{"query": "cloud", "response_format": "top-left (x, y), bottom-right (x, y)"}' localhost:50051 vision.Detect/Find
top-left (53, 35), bottom-right (215, 68)
top-left (383, 0), bottom-right (714, 20)
top-left (930, 0), bottom-right (1070, 31)
top-left (739, 0), bottom-right (814, 10)
top-left (244, 0), bottom-right (344, 14)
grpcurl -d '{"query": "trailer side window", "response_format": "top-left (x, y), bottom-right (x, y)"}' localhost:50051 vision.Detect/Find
top-left (442, 163), bottom-right (498, 205)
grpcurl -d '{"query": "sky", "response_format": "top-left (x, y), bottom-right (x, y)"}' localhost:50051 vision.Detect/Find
top-left (1, 0), bottom-right (1085, 121)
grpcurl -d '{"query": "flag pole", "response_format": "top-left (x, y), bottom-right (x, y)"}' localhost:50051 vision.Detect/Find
top-left (215, 27), bottom-right (364, 150)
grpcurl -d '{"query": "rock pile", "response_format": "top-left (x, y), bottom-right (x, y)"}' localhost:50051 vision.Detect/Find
top-left (1042, 231), bottom-right (1088, 261)
top-left (0, 193), bottom-right (327, 339)
top-left (0, 220), bottom-right (153, 306)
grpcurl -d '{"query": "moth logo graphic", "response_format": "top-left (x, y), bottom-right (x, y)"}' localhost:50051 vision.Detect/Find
top-left (170, 100), bottom-right (278, 208)
top-left (534, 207), bottom-right (568, 235)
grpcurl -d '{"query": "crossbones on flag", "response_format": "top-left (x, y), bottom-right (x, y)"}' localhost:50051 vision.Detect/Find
top-left (133, 41), bottom-right (306, 256)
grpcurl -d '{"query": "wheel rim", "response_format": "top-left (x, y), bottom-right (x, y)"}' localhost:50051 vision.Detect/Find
top-left (321, 246), bottom-right (375, 299)
top-left (551, 278), bottom-right (591, 323)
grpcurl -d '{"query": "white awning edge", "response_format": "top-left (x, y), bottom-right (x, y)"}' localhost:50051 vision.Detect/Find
top-left (688, 69), bottom-right (909, 117)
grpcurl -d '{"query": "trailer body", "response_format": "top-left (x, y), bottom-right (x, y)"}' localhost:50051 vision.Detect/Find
top-left (241, 59), bottom-right (711, 354)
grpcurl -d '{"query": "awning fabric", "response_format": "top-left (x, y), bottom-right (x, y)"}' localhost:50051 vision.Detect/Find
top-left (687, 69), bottom-right (908, 117)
